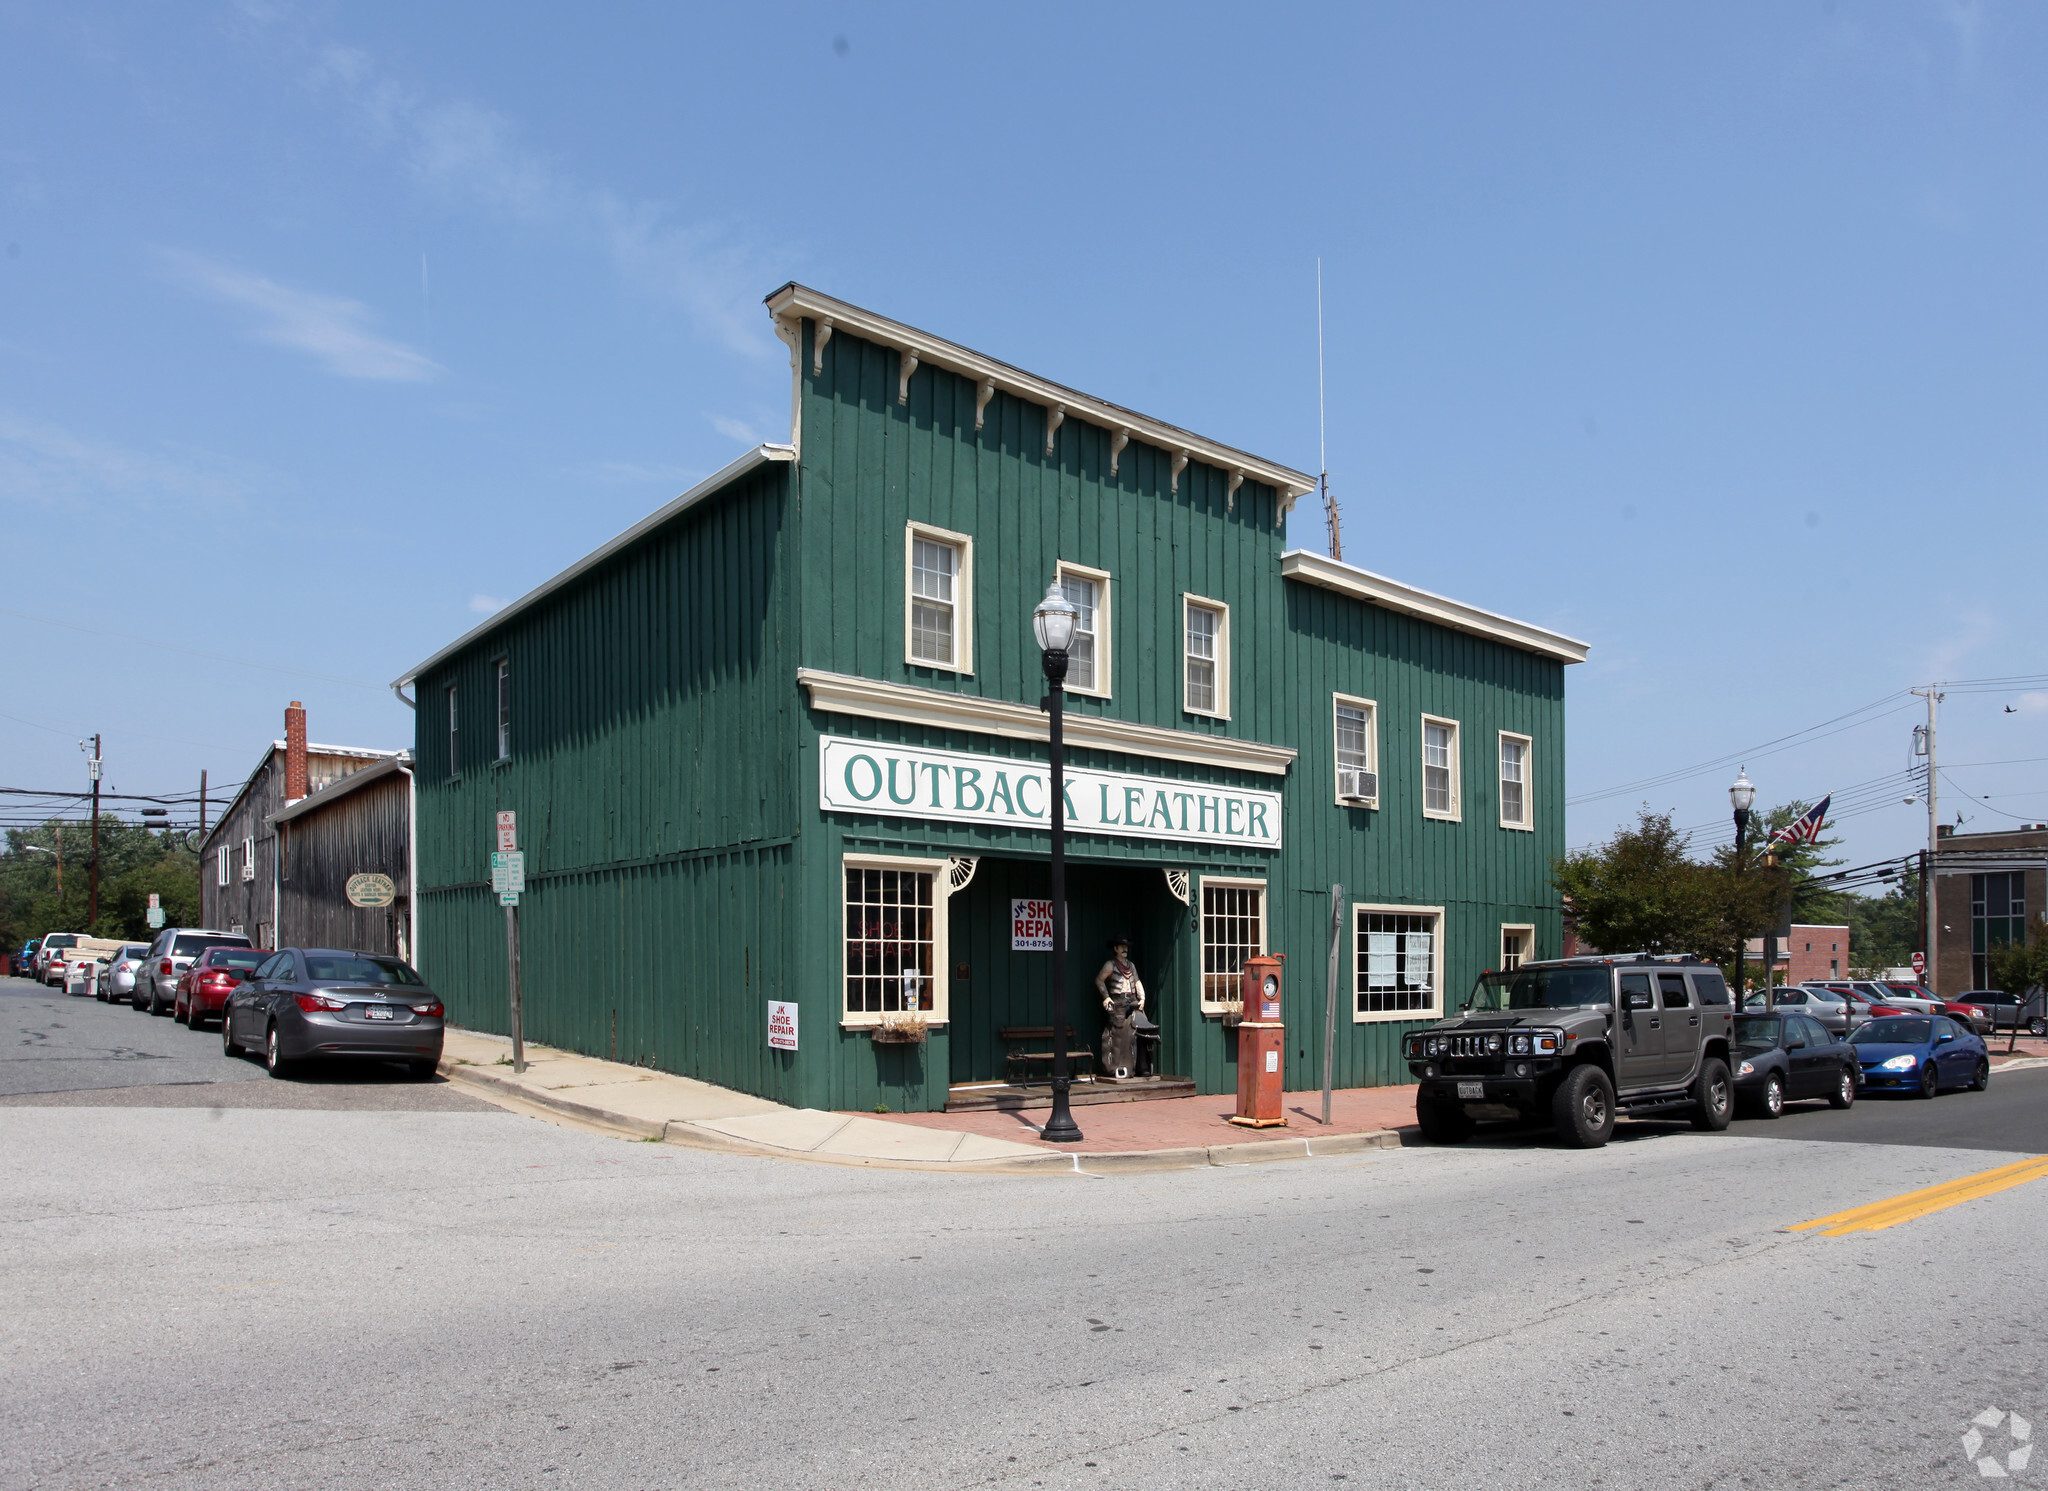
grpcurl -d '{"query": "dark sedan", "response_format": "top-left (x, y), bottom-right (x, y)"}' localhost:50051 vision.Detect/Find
top-left (1848, 1015), bottom-right (1989, 1098)
top-left (222, 947), bottom-right (444, 1080)
top-left (1732, 1013), bottom-right (1858, 1118)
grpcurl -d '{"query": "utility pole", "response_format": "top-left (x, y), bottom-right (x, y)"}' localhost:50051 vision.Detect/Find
top-left (1911, 685), bottom-right (1942, 992)
top-left (199, 769), bottom-right (208, 837)
top-left (84, 735), bottom-right (102, 928)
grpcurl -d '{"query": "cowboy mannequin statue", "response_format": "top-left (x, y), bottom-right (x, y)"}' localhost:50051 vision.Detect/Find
top-left (1094, 933), bottom-right (1147, 1080)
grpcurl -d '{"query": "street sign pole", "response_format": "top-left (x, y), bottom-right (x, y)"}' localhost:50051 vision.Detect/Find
top-left (494, 811), bottom-right (525, 1074)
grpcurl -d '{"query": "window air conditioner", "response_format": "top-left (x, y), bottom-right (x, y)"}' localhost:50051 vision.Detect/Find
top-left (1339, 768), bottom-right (1378, 802)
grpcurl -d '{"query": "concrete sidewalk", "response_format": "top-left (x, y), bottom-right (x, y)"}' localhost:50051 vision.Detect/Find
top-left (439, 1029), bottom-right (1408, 1173)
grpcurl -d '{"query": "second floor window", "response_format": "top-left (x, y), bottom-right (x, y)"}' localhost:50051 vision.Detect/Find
top-left (1423, 717), bottom-right (1460, 819)
top-left (905, 523), bottom-right (972, 672)
top-left (1334, 695), bottom-right (1377, 804)
top-left (1184, 596), bottom-right (1228, 717)
top-left (445, 684), bottom-right (459, 777)
top-left (1499, 732), bottom-right (1531, 828)
top-left (1057, 565), bottom-right (1109, 695)
top-left (495, 660), bottom-right (511, 761)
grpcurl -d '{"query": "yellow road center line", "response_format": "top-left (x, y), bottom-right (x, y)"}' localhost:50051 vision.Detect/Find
top-left (1791, 1155), bottom-right (2048, 1236)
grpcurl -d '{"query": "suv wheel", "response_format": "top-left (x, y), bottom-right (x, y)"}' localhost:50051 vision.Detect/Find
top-left (2030, 1016), bottom-right (2046, 1038)
top-left (1415, 1094), bottom-right (1473, 1144)
top-left (1552, 1065), bottom-right (1615, 1148)
top-left (1690, 1058), bottom-right (1734, 1131)
top-left (1828, 1067), bottom-right (1856, 1109)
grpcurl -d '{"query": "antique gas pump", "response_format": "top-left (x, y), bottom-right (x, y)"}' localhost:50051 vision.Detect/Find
top-left (1230, 954), bottom-right (1287, 1128)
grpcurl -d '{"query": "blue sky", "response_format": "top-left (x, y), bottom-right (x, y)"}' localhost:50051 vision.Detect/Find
top-left (2, 1), bottom-right (2043, 870)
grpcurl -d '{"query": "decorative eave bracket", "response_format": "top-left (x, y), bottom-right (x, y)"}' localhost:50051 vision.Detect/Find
top-left (1227, 468), bottom-right (1245, 513)
top-left (974, 378), bottom-right (996, 432)
top-left (1109, 427), bottom-right (1130, 479)
top-left (1170, 449), bottom-right (1190, 494)
top-left (898, 348), bottom-right (920, 405)
top-left (812, 317), bottom-right (834, 377)
top-left (1044, 403), bottom-right (1065, 455)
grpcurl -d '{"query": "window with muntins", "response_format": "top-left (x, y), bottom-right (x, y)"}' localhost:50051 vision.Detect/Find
top-left (1971, 871), bottom-right (2027, 988)
top-left (845, 866), bottom-right (935, 1017)
top-left (1501, 925), bottom-right (1532, 971)
top-left (1185, 601), bottom-right (1222, 715)
top-left (1499, 733), bottom-right (1530, 828)
top-left (1423, 717), bottom-right (1460, 818)
top-left (1334, 696), bottom-right (1377, 804)
top-left (909, 536), bottom-right (958, 665)
top-left (1059, 570), bottom-right (1102, 693)
top-left (1201, 881), bottom-right (1264, 1009)
top-left (495, 659), bottom-right (510, 761)
top-left (1356, 907), bottom-right (1442, 1019)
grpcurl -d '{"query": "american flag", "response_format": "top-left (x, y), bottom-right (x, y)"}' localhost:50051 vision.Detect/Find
top-left (1768, 795), bottom-right (1832, 848)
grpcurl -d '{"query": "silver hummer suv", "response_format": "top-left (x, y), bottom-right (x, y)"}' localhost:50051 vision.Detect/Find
top-left (1404, 954), bottom-right (1736, 1148)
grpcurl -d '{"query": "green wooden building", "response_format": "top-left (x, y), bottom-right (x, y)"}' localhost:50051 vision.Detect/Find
top-left (393, 284), bottom-right (1588, 1114)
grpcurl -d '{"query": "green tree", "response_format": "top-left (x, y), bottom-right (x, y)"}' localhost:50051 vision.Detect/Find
top-left (1987, 915), bottom-right (2048, 998)
top-left (0, 819), bottom-right (200, 948)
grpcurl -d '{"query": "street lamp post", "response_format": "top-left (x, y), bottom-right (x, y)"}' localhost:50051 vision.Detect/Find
top-left (1730, 768), bottom-right (1755, 1004)
top-left (1033, 579), bottom-right (1084, 1145)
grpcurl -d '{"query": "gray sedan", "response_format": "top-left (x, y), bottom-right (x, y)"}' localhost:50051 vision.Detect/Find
top-left (221, 948), bottom-right (445, 1080)
top-left (95, 946), bottom-right (151, 1003)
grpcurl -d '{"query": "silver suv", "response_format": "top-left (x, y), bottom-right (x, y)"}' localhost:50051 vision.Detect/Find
top-left (137, 928), bottom-right (254, 1015)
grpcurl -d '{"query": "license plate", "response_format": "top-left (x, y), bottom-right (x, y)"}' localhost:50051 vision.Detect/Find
top-left (1457, 1081), bottom-right (1485, 1100)
top-left (364, 1006), bottom-right (394, 1020)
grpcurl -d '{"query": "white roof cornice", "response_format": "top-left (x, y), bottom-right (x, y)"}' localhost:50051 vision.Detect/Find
top-left (764, 284), bottom-right (1317, 515)
top-left (1280, 549), bottom-right (1590, 665)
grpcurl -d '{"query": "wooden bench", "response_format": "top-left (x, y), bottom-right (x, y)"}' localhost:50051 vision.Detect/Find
top-left (1000, 1025), bottom-right (1095, 1084)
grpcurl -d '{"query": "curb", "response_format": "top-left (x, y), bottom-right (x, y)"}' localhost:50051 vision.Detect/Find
top-left (442, 1058), bottom-right (1406, 1174)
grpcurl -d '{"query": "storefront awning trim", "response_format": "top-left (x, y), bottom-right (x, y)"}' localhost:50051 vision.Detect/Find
top-left (797, 668), bottom-right (1297, 777)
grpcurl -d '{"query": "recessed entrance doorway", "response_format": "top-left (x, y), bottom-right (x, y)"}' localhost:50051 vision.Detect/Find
top-left (943, 856), bottom-right (1194, 1111)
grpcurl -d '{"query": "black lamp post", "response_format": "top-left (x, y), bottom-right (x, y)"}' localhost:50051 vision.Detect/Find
top-left (1730, 768), bottom-right (1755, 1004)
top-left (1033, 579), bottom-right (1084, 1145)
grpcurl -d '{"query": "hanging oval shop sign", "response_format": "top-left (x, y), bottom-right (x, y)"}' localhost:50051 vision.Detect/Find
top-left (346, 873), bottom-right (397, 908)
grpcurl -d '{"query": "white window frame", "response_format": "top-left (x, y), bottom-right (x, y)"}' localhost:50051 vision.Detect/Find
top-left (1055, 560), bottom-right (1112, 699)
top-left (1351, 902), bottom-right (1446, 1024)
top-left (240, 837), bottom-right (256, 883)
top-left (1500, 923), bottom-right (1535, 972)
top-left (1498, 730), bottom-right (1532, 831)
top-left (217, 848), bottom-right (230, 887)
top-left (903, 521), bottom-right (974, 675)
top-left (1420, 714), bottom-right (1462, 822)
top-left (1182, 593), bottom-right (1230, 720)
top-left (1198, 874), bottom-right (1266, 1014)
top-left (495, 658), bottom-right (511, 762)
top-left (445, 683), bottom-right (459, 779)
top-left (839, 852), bottom-right (952, 1029)
top-left (1332, 692), bottom-right (1379, 809)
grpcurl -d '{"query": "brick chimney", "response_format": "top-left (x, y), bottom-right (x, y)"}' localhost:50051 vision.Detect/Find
top-left (285, 701), bottom-right (308, 802)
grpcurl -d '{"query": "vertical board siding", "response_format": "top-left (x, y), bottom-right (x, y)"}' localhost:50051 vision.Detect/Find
top-left (277, 774), bottom-right (411, 955)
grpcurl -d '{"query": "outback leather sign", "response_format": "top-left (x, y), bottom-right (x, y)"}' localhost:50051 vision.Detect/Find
top-left (816, 735), bottom-right (1281, 850)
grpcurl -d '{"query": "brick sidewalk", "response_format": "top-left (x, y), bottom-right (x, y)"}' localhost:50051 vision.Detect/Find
top-left (862, 1083), bottom-right (1419, 1154)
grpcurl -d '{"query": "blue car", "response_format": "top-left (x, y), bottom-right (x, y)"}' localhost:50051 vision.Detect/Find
top-left (1847, 1014), bottom-right (1989, 1098)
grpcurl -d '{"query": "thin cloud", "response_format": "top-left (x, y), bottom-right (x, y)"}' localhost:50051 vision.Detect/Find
top-left (157, 249), bottom-right (440, 382)
top-left (469, 594), bottom-right (507, 615)
top-left (709, 415), bottom-right (761, 445)
top-left (301, 37), bottom-right (779, 358)
top-left (0, 411), bottom-right (256, 515)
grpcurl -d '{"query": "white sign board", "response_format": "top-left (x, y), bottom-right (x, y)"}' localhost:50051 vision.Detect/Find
top-left (146, 906), bottom-right (165, 928)
top-left (147, 893), bottom-right (160, 910)
top-left (767, 1000), bottom-right (799, 1051)
top-left (492, 850), bottom-right (525, 905)
top-left (1011, 898), bottom-right (1064, 952)
top-left (496, 810), bottom-right (518, 851)
top-left (818, 735), bottom-right (1283, 850)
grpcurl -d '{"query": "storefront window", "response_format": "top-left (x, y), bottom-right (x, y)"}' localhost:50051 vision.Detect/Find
top-left (1355, 907), bottom-right (1443, 1020)
top-left (1201, 880), bottom-right (1264, 1009)
top-left (845, 866), bottom-right (935, 1016)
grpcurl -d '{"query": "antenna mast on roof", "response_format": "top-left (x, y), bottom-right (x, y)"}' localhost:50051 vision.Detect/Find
top-left (1317, 258), bottom-right (1342, 562)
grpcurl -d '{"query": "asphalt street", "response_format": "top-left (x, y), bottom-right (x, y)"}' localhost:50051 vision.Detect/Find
top-left (5, 973), bottom-right (2047, 1490)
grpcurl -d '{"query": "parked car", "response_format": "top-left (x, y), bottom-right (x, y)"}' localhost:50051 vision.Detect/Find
top-left (1732, 1012), bottom-right (1858, 1117)
top-left (136, 928), bottom-right (254, 1015)
top-left (14, 939), bottom-right (40, 977)
top-left (95, 946), bottom-right (152, 1003)
top-left (1948, 988), bottom-right (2048, 1037)
top-left (1937, 994), bottom-right (1995, 1035)
top-left (173, 947), bottom-right (267, 1029)
top-left (1743, 984), bottom-right (1866, 1037)
top-left (1848, 1015), bottom-right (1989, 1098)
top-left (35, 933), bottom-right (79, 984)
top-left (221, 947), bottom-right (444, 1080)
top-left (63, 957), bottom-right (101, 997)
top-left (1875, 982), bottom-right (1943, 1014)
top-left (1814, 983), bottom-right (1908, 1018)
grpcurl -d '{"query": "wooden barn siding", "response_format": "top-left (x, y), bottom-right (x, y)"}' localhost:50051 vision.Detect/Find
top-left (413, 463), bottom-right (802, 1085)
top-left (788, 318), bottom-right (1567, 1107)
top-left (277, 775), bottom-right (410, 955)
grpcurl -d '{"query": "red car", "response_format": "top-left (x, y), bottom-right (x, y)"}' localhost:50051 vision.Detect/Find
top-left (1815, 983), bottom-right (1908, 1019)
top-left (175, 947), bottom-right (268, 1030)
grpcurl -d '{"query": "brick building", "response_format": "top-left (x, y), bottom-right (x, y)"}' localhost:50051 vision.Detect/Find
top-left (1931, 823), bottom-right (2047, 993)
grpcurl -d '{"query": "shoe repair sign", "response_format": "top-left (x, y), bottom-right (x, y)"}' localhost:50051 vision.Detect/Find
top-left (1011, 899), bottom-right (1067, 952)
